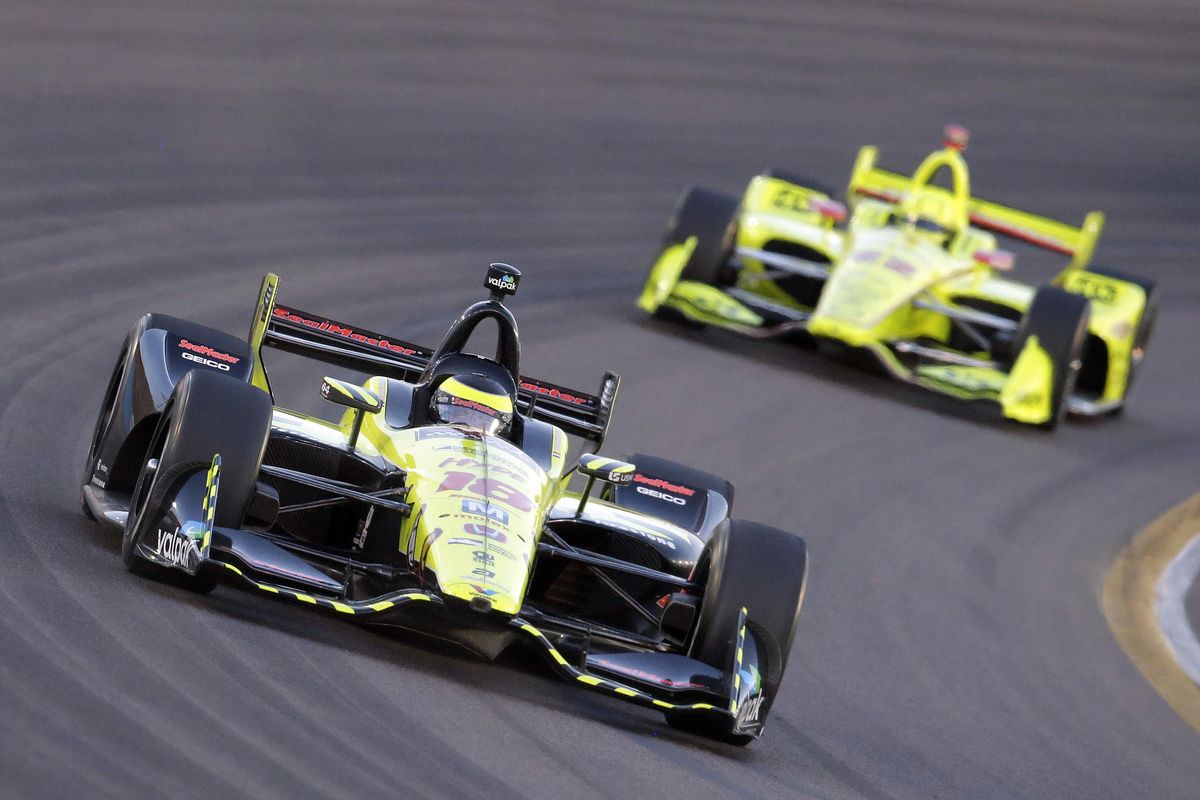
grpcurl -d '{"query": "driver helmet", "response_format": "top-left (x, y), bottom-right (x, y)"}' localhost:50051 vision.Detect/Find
top-left (431, 374), bottom-right (513, 436)
top-left (896, 188), bottom-right (957, 245)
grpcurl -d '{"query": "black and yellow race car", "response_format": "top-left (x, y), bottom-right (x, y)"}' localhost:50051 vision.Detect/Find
top-left (81, 264), bottom-right (808, 744)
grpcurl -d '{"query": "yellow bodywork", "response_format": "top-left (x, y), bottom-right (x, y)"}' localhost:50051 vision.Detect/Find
top-left (736, 176), bottom-right (843, 310)
top-left (999, 335), bottom-right (1055, 424)
top-left (342, 377), bottom-right (570, 616)
top-left (849, 144), bottom-right (1104, 273)
top-left (639, 131), bottom-right (1152, 422)
top-left (1059, 269), bottom-right (1148, 400)
top-left (638, 238), bottom-right (697, 315)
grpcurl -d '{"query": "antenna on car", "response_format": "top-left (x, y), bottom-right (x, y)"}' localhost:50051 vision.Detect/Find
top-left (942, 124), bottom-right (970, 152)
top-left (486, 263), bottom-right (521, 303)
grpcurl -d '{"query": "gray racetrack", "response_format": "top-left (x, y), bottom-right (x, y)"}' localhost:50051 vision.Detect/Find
top-left (2, 2), bottom-right (1200, 798)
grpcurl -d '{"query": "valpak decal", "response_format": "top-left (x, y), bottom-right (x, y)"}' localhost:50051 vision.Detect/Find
top-left (154, 526), bottom-right (200, 568)
top-left (273, 307), bottom-right (427, 357)
top-left (487, 273), bottom-right (517, 292)
top-left (736, 695), bottom-right (764, 727)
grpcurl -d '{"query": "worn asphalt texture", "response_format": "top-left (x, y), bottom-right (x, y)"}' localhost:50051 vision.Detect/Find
top-left (2, 1), bottom-right (1199, 798)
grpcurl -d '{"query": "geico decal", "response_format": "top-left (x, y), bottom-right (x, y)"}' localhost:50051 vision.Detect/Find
top-left (635, 485), bottom-right (686, 505)
top-left (181, 351), bottom-right (231, 371)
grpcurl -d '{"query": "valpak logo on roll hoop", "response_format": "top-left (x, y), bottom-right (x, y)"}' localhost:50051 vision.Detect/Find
top-left (487, 273), bottom-right (516, 292)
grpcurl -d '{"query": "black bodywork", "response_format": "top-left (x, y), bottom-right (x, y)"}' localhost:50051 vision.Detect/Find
top-left (81, 269), bottom-right (782, 742)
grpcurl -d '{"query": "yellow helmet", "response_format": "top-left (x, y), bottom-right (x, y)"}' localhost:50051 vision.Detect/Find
top-left (431, 374), bottom-right (514, 436)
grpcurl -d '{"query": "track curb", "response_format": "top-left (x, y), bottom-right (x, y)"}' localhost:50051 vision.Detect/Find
top-left (1103, 491), bottom-right (1200, 735)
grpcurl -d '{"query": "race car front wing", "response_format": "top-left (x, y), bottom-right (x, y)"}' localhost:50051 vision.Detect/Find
top-left (111, 452), bottom-right (768, 740)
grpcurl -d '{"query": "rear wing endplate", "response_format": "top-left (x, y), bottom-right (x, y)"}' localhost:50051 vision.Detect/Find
top-left (247, 274), bottom-right (619, 446)
top-left (847, 145), bottom-right (1104, 273)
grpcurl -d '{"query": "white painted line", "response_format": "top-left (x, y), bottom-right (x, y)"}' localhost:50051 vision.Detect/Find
top-left (1155, 532), bottom-right (1200, 687)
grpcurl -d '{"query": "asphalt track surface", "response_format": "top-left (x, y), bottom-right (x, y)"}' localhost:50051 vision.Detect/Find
top-left (2, 2), bottom-right (1199, 798)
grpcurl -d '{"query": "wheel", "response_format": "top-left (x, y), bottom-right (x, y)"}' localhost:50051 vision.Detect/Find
top-left (642, 186), bottom-right (739, 325)
top-left (1090, 266), bottom-right (1159, 405)
top-left (662, 186), bottom-right (739, 287)
top-left (122, 369), bottom-right (272, 593)
top-left (761, 168), bottom-right (837, 199)
top-left (1012, 285), bottom-right (1090, 430)
top-left (80, 343), bottom-right (130, 519)
top-left (667, 520), bottom-right (808, 744)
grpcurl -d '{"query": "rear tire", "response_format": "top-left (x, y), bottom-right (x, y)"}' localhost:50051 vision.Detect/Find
top-left (667, 520), bottom-right (808, 744)
top-left (1013, 285), bottom-right (1090, 430)
top-left (122, 369), bottom-right (272, 593)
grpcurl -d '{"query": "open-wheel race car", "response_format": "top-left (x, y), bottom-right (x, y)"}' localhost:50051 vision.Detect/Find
top-left (80, 264), bottom-right (808, 744)
top-left (639, 126), bottom-right (1158, 429)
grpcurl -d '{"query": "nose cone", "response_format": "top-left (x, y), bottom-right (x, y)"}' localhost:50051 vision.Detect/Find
top-left (401, 430), bottom-right (549, 619)
top-left (442, 580), bottom-right (521, 615)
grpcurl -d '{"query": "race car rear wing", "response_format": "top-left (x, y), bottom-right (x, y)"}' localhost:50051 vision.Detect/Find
top-left (848, 145), bottom-right (1104, 273)
top-left (246, 273), bottom-right (619, 446)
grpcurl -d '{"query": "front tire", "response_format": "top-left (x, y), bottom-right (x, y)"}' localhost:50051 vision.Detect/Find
top-left (80, 343), bottom-right (130, 519)
top-left (668, 520), bottom-right (808, 744)
top-left (122, 369), bottom-right (272, 592)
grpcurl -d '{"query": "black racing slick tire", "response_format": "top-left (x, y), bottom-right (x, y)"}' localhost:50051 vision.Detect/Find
top-left (1091, 266), bottom-right (1159, 406)
top-left (670, 520), bottom-right (808, 744)
top-left (122, 369), bottom-right (272, 592)
top-left (663, 186), bottom-right (739, 287)
top-left (1013, 285), bottom-right (1090, 431)
top-left (80, 341), bottom-right (131, 519)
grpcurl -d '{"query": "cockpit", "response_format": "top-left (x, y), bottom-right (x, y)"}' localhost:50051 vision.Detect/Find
top-left (890, 125), bottom-right (973, 248)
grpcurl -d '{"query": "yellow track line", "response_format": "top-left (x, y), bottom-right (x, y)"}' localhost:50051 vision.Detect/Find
top-left (1103, 491), bottom-right (1200, 735)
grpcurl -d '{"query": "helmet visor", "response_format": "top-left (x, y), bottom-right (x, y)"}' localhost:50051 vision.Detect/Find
top-left (434, 394), bottom-right (511, 436)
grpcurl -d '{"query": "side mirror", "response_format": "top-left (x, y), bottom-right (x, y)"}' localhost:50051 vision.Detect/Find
top-left (321, 376), bottom-right (382, 414)
top-left (809, 197), bottom-right (847, 224)
top-left (320, 377), bottom-right (382, 450)
top-left (573, 454), bottom-right (636, 516)
top-left (973, 249), bottom-right (1015, 271)
top-left (577, 454), bottom-right (636, 484)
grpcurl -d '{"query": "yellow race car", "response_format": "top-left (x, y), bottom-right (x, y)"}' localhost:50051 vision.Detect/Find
top-left (639, 126), bottom-right (1157, 429)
